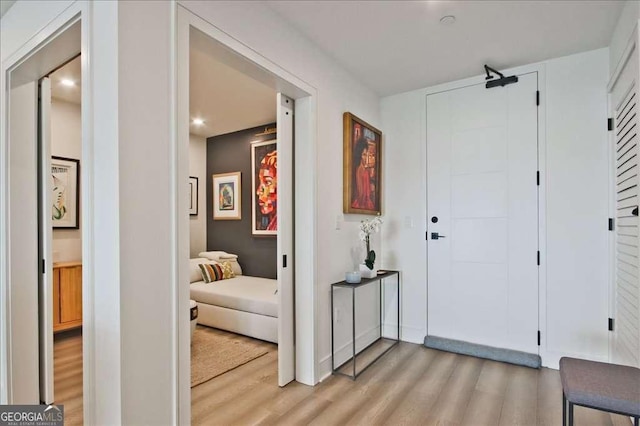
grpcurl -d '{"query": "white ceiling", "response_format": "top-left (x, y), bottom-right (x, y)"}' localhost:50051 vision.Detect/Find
top-left (46, 44), bottom-right (277, 139)
top-left (267, 0), bottom-right (624, 96)
top-left (189, 42), bottom-right (276, 138)
top-left (51, 56), bottom-right (81, 104)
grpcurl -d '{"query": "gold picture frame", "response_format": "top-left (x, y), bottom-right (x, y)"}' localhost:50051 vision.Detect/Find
top-left (343, 112), bottom-right (382, 215)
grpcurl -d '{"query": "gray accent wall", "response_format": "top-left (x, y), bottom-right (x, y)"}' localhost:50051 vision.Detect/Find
top-left (207, 123), bottom-right (277, 279)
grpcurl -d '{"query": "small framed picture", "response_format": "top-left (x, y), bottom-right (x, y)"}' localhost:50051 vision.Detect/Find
top-left (51, 156), bottom-right (80, 229)
top-left (251, 139), bottom-right (277, 235)
top-left (343, 112), bottom-right (382, 215)
top-left (189, 176), bottom-right (198, 216)
top-left (212, 172), bottom-right (241, 220)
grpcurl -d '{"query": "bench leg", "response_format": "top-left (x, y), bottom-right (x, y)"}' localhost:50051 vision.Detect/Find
top-left (568, 402), bottom-right (574, 426)
top-left (634, 416), bottom-right (638, 426)
top-left (562, 392), bottom-right (566, 426)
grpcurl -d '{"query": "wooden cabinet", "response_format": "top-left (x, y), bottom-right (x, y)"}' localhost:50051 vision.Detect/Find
top-left (53, 262), bottom-right (82, 332)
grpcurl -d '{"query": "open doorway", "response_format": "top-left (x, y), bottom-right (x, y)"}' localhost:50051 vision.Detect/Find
top-left (186, 27), bottom-right (295, 423)
top-left (43, 55), bottom-right (84, 424)
top-left (3, 13), bottom-right (84, 423)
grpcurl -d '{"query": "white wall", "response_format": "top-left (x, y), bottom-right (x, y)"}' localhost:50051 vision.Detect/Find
top-left (118, 1), bottom-right (175, 423)
top-left (609, 0), bottom-right (639, 75)
top-left (189, 134), bottom-right (206, 257)
top-left (381, 48), bottom-right (610, 368)
top-left (544, 49), bottom-right (610, 366)
top-left (51, 98), bottom-right (82, 262)
top-left (180, 1), bottom-right (382, 380)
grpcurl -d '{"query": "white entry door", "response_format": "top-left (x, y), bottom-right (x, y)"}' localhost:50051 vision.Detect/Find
top-left (277, 93), bottom-right (295, 386)
top-left (427, 73), bottom-right (539, 354)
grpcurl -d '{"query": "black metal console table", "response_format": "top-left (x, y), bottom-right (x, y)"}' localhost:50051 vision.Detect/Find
top-left (331, 270), bottom-right (401, 380)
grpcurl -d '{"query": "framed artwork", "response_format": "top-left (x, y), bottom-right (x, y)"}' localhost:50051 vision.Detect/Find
top-left (51, 156), bottom-right (80, 229)
top-left (189, 176), bottom-right (198, 216)
top-left (343, 112), bottom-right (382, 215)
top-left (212, 172), bottom-right (241, 220)
top-left (251, 139), bottom-right (277, 235)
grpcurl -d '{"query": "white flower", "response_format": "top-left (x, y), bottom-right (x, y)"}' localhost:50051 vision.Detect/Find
top-left (359, 217), bottom-right (383, 240)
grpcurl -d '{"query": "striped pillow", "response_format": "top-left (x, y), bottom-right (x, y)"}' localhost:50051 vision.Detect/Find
top-left (199, 263), bottom-right (224, 283)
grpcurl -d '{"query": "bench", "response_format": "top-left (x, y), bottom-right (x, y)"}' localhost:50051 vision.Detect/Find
top-left (559, 357), bottom-right (640, 426)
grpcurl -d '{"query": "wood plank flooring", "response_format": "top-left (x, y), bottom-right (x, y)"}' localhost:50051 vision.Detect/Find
top-left (53, 330), bottom-right (83, 426)
top-left (55, 329), bottom-right (632, 425)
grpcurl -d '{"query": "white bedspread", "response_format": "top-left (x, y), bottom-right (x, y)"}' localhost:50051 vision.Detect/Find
top-left (190, 275), bottom-right (278, 318)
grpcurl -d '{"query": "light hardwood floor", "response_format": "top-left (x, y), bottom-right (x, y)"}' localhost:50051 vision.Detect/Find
top-left (53, 330), bottom-right (83, 426)
top-left (55, 329), bottom-right (632, 425)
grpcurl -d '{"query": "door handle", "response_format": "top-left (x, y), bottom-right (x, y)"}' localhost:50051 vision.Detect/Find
top-left (431, 232), bottom-right (446, 240)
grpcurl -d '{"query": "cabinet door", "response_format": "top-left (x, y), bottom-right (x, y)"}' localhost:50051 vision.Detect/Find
top-left (60, 266), bottom-right (82, 323)
top-left (53, 268), bottom-right (60, 327)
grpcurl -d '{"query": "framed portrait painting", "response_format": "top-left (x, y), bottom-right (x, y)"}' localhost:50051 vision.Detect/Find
top-left (251, 139), bottom-right (277, 235)
top-left (51, 156), bottom-right (80, 229)
top-left (189, 176), bottom-right (198, 216)
top-left (212, 172), bottom-right (241, 220)
top-left (343, 112), bottom-right (382, 215)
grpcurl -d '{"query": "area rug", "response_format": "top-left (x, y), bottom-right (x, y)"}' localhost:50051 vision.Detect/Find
top-left (191, 326), bottom-right (269, 387)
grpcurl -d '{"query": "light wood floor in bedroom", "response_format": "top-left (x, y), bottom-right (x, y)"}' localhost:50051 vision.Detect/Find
top-left (55, 330), bottom-right (632, 425)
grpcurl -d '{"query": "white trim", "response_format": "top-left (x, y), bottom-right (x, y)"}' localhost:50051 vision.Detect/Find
top-left (421, 62), bottom-right (549, 365)
top-left (608, 25), bottom-right (638, 93)
top-left (177, 0), bottom-right (319, 397)
top-left (169, 1), bottom-right (180, 424)
top-left (0, 0), bottom-right (90, 406)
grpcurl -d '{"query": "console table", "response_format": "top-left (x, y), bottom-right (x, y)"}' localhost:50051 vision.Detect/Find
top-left (331, 270), bottom-right (400, 379)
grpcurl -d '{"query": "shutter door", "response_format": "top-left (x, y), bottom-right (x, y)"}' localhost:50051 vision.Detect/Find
top-left (614, 83), bottom-right (640, 367)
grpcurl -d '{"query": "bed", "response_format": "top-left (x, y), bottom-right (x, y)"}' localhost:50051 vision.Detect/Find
top-left (189, 255), bottom-right (278, 343)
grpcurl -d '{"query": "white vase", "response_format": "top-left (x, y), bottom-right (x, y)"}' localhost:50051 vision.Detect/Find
top-left (359, 264), bottom-right (377, 279)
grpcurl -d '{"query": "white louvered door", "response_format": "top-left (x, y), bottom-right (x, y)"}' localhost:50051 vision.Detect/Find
top-left (611, 45), bottom-right (640, 368)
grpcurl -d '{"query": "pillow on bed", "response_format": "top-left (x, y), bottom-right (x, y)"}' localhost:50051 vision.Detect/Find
top-left (226, 259), bottom-right (243, 276)
top-left (220, 261), bottom-right (236, 279)
top-left (199, 262), bottom-right (235, 283)
top-left (198, 251), bottom-right (243, 275)
top-left (190, 258), bottom-right (214, 283)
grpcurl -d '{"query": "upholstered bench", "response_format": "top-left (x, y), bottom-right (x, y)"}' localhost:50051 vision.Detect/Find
top-left (559, 357), bottom-right (640, 426)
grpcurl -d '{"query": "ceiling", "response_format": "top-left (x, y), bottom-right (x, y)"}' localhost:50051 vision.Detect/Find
top-left (189, 41), bottom-right (276, 138)
top-left (46, 45), bottom-right (276, 139)
top-left (50, 57), bottom-right (81, 104)
top-left (267, 0), bottom-right (625, 96)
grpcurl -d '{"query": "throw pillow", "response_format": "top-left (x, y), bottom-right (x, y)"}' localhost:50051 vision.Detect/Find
top-left (220, 261), bottom-right (236, 279)
top-left (198, 263), bottom-right (224, 283)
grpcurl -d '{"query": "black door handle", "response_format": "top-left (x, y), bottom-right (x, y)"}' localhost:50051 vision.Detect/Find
top-left (431, 232), bottom-right (446, 240)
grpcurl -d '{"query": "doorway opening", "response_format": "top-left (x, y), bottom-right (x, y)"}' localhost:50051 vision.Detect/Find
top-left (177, 8), bottom-right (318, 422)
top-left (186, 26), bottom-right (295, 423)
top-left (4, 15), bottom-right (84, 424)
top-left (41, 54), bottom-right (84, 425)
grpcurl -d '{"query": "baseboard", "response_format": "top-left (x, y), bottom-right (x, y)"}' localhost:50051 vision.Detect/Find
top-left (318, 326), bottom-right (380, 380)
top-left (542, 350), bottom-right (608, 370)
top-left (424, 335), bottom-right (541, 368)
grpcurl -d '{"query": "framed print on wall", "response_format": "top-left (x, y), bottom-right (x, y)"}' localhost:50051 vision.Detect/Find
top-left (343, 112), bottom-right (382, 215)
top-left (212, 172), bottom-right (241, 220)
top-left (51, 156), bottom-right (80, 229)
top-left (189, 176), bottom-right (198, 216)
top-left (251, 139), bottom-right (277, 235)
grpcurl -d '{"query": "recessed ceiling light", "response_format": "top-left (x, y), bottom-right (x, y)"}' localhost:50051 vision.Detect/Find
top-left (192, 118), bottom-right (205, 126)
top-left (60, 79), bottom-right (75, 87)
top-left (440, 15), bottom-right (456, 25)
